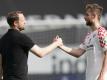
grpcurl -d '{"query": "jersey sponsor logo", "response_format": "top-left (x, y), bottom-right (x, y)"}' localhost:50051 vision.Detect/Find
top-left (87, 45), bottom-right (93, 48)
top-left (86, 45), bottom-right (93, 51)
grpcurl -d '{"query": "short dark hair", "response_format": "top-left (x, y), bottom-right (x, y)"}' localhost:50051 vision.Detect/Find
top-left (7, 11), bottom-right (23, 27)
top-left (85, 3), bottom-right (103, 19)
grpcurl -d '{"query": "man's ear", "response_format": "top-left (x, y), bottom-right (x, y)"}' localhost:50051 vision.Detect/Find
top-left (14, 20), bottom-right (18, 27)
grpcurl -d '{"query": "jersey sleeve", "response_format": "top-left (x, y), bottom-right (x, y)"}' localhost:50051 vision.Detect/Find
top-left (98, 27), bottom-right (107, 51)
top-left (17, 33), bottom-right (35, 51)
top-left (79, 33), bottom-right (90, 50)
top-left (79, 43), bottom-right (87, 50)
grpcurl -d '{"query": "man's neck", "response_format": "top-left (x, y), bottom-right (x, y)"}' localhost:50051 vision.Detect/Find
top-left (11, 26), bottom-right (20, 31)
top-left (91, 21), bottom-right (101, 31)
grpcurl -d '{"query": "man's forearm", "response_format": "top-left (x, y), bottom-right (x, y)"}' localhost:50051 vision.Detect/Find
top-left (59, 45), bottom-right (85, 58)
top-left (59, 45), bottom-right (72, 53)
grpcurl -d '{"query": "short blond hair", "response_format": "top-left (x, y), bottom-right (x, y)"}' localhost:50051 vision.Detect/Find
top-left (85, 3), bottom-right (103, 19)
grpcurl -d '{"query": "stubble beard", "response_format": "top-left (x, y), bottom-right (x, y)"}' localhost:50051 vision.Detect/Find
top-left (19, 27), bottom-right (25, 31)
top-left (86, 21), bottom-right (93, 26)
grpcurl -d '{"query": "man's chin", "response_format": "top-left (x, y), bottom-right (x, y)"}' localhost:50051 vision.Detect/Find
top-left (19, 28), bottom-right (24, 31)
top-left (86, 22), bottom-right (93, 26)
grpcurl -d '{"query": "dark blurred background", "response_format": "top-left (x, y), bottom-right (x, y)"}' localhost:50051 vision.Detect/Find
top-left (0, 0), bottom-right (106, 16)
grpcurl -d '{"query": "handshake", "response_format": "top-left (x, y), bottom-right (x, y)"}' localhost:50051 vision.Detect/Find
top-left (53, 35), bottom-right (63, 48)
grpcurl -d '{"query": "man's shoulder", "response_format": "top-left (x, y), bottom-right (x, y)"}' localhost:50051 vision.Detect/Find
top-left (97, 26), bottom-right (107, 36)
top-left (98, 26), bottom-right (107, 33)
top-left (11, 30), bottom-right (26, 38)
top-left (97, 26), bottom-right (107, 48)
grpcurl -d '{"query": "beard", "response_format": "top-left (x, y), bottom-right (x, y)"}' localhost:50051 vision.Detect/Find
top-left (86, 21), bottom-right (93, 26)
top-left (19, 27), bottom-right (25, 31)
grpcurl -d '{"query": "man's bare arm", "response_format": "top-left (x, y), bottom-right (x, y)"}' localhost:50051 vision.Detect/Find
top-left (59, 45), bottom-right (86, 58)
top-left (30, 37), bottom-right (62, 58)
